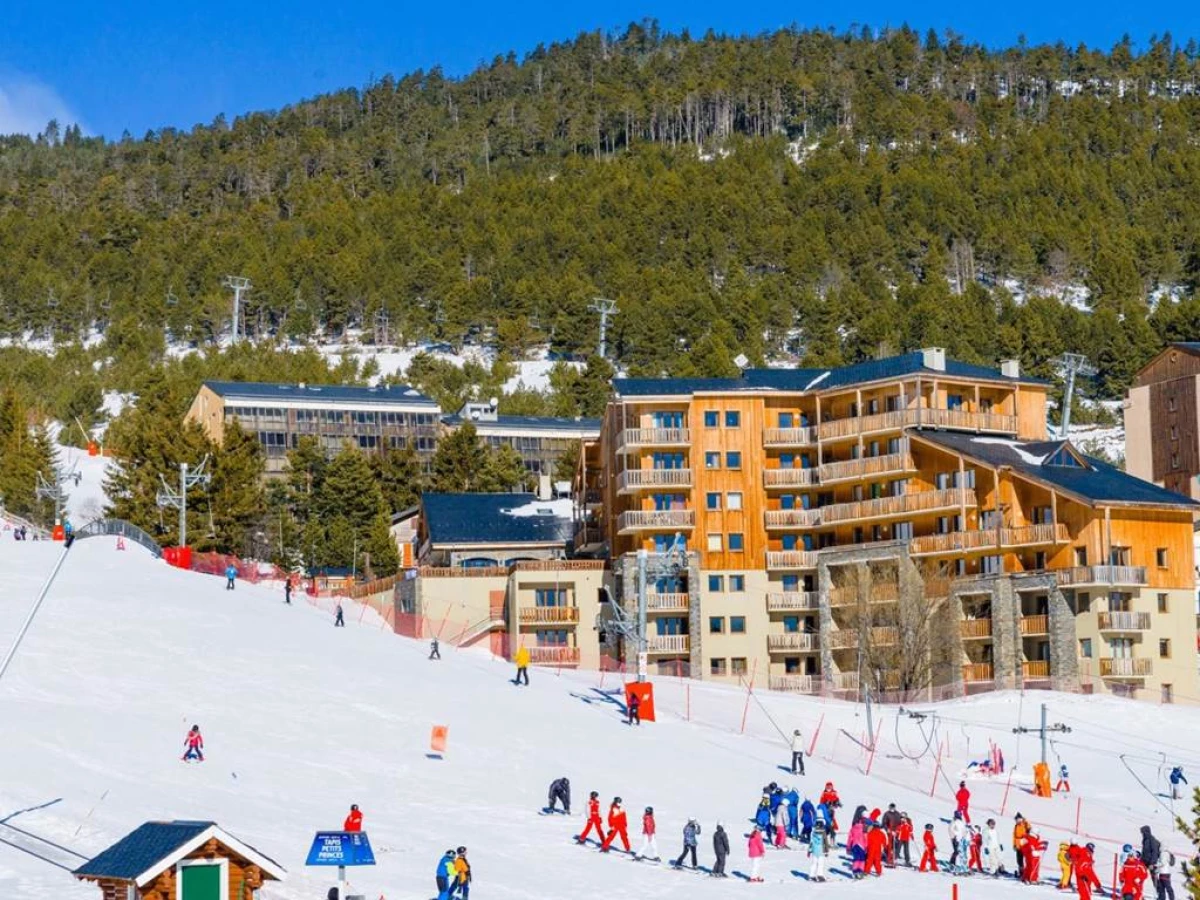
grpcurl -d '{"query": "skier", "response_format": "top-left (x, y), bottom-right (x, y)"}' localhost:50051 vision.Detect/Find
top-left (1121, 852), bottom-right (1150, 900)
top-left (881, 804), bottom-right (902, 867)
top-left (969, 825), bottom-right (984, 873)
top-left (514, 645), bottom-right (530, 686)
top-left (819, 781), bottom-right (841, 809)
top-left (1014, 814), bottom-right (1030, 877)
top-left (1056, 763), bottom-right (1071, 793)
top-left (453, 847), bottom-right (471, 899)
top-left (577, 791), bottom-right (604, 844)
top-left (920, 823), bottom-right (939, 872)
top-left (817, 798), bottom-right (836, 841)
top-left (800, 797), bottom-right (817, 843)
top-left (673, 817), bottom-right (700, 868)
top-left (866, 822), bottom-right (888, 877)
top-left (627, 690), bottom-right (641, 726)
top-left (773, 799), bottom-right (789, 848)
top-left (983, 819), bottom-right (1004, 876)
top-left (808, 819), bottom-right (830, 882)
top-left (636, 807), bottom-right (660, 862)
top-left (429, 637), bottom-right (441, 660)
top-left (956, 781), bottom-right (972, 824)
top-left (599, 797), bottom-right (630, 853)
top-left (1059, 843), bottom-right (1075, 888)
top-left (225, 563), bottom-right (237, 590)
top-left (182, 724), bottom-right (204, 762)
top-left (1154, 847), bottom-right (1177, 900)
top-left (897, 813), bottom-right (914, 867)
top-left (784, 785), bottom-right (801, 840)
top-left (334, 603), bottom-right (345, 627)
top-left (1142, 826), bottom-right (1162, 870)
top-left (1023, 831), bottom-right (1048, 885)
top-left (284, 577), bottom-right (292, 604)
top-left (748, 826), bottom-right (766, 883)
top-left (547, 776), bottom-right (571, 814)
top-left (1071, 844), bottom-right (1103, 900)
top-left (848, 816), bottom-right (867, 878)
top-left (1170, 766), bottom-right (1187, 801)
top-left (435, 849), bottom-right (457, 900)
top-left (754, 797), bottom-right (772, 833)
top-left (791, 728), bottom-right (806, 774)
top-left (712, 821), bottom-right (730, 878)
top-left (343, 804), bottom-right (363, 832)
top-left (949, 811), bottom-right (966, 871)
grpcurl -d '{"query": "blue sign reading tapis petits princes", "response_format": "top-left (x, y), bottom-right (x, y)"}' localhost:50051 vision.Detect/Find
top-left (305, 831), bottom-right (376, 866)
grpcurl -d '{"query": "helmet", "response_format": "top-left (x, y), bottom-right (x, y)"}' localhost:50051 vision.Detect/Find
top-left (645, 807), bottom-right (653, 814)
top-left (954, 810), bottom-right (962, 820)
top-left (1087, 843), bottom-right (1096, 852)
top-left (351, 804), bottom-right (359, 811)
top-left (794, 729), bottom-right (801, 735)
top-left (614, 797), bottom-right (622, 804)
top-left (590, 791), bottom-right (599, 799)
top-left (825, 782), bottom-right (834, 790)
top-left (456, 846), bottom-right (467, 855)
top-left (1123, 844), bottom-right (1133, 854)
top-left (445, 848), bottom-right (456, 856)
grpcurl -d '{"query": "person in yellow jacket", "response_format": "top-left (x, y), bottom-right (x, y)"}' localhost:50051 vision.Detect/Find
top-left (1058, 842), bottom-right (1074, 889)
top-left (514, 646), bottom-right (531, 686)
top-left (453, 846), bottom-right (472, 899)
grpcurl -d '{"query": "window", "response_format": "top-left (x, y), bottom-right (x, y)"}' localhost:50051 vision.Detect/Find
top-left (1158, 593), bottom-right (1169, 613)
top-left (779, 412), bottom-right (794, 428)
top-left (1160, 639), bottom-right (1172, 658)
top-left (707, 534), bottom-right (723, 552)
top-left (730, 616), bottom-right (746, 634)
top-left (726, 451), bottom-right (742, 469)
top-left (704, 410), bottom-right (719, 427)
top-left (730, 574), bottom-right (745, 592)
top-left (725, 410), bottom-right (741, 428)
top-left (1077, 592), bottom-right (1091, 613)
top-left (935, 472), bottom-right (950, 490)
top-left (1171, 425), bottom-right (1179, 440)
top-left (1156, 548), bottom-right (1169, 568)
top-left (708, 574), bottom-right (724, 592)
top-left (705, 452), bottom-right (721, 469)
top-left (727, 492), bottom-right (743, 511)
top-left (535, 588), bottom-right (567, 607)
top-left (711, 658), bottom-right (727, 676)
top-left (729, 533), bottom-right (745, 551)
top-left (982, 555), bottom-right (1002, 575)
top-left (1162, 684), bottom-right (1174, 704)
top-left (947, 394), bottom-right (964, 411)
top-left (731, 657), bottom-right (748, 676)
top-left (706, 492), bottom-right (721, 511)
top-left (1079, 638), bottom-right (1092, 658)
top-left (709, 617), bottom-right (725, 634)
top-left (1168, 395), bottom-right (1177, 411)
top-left (783, 616), bottom-right (800, 633)
top-left (1172, 453), bottom-right (1181, 470)
top-left (1074, 547), bottom-right (1088, 567)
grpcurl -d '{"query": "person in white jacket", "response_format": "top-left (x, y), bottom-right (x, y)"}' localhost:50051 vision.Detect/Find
top-left (982, 818), bottom-right (1005, 875)
top-left (774, 799), bottom-right (790, 848)
top-left (948, 812), bottom-right (967, 871)
top-left (791, 729), bottom-right (806, 775)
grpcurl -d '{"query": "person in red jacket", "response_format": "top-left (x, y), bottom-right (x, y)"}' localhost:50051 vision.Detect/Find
top-left (181, 725), bottom-right (204, 762)
top-left (1120, 852), bottom-right (1150, 900)
top-left (969, 825), bottom-right (984, 872)
top-left (920, 824), bottom-right (939, 872)
top-left (600, 798), bottom-right (631, 853)
top-left (343, 804), bottom-right (363, 832)
top-left (956, 782), bottom-right (972, 824)
top-left (576, 791), bottom-right (604, 844)
top-left (819, 782), bottom-right (841, 808)
top-left (865, 822), bottom-right (888, 876)
top-left (635, 806), bottom-right (660, 861)
top-left (1072, 842), bottom-right (1103, 900)
top-left (896, 814), bottom-right (914, 867)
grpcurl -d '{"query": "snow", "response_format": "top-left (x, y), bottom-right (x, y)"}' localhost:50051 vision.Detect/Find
top-left (56, 445), bottom-right (117, 525)
top-left (974, 437), bottom-right (1049, 466)
top-left (499, 497), bottom-right (574, 519)
top-left (1, 539), bottom-right (1197, 899)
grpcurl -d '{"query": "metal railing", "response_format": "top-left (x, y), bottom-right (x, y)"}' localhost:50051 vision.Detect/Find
top-left (75, 518), bottom-right (163, 558)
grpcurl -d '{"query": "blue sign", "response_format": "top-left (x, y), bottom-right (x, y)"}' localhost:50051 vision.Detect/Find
top-left (305, 831), bottom-right (376, 867)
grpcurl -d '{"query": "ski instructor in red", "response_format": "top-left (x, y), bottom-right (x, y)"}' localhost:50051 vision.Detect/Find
top-left (600, 797), bottom-right (631, 853)
top-left (576, 791), bottom-right (604, 845)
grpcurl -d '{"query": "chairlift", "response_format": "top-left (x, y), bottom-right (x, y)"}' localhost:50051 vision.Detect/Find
top-left (205, 494), bottom-right (217, 539)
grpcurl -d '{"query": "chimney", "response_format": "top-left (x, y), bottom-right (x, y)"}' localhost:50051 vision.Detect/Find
top-left (1000, 359), bottom-right (1020, 379)
top-left (921, 347), bottom-right (946, 372)
top-left (537, 474), bottom-right (553, 501)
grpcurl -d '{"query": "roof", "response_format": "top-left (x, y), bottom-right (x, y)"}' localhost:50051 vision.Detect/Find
top-left (422, 493), bottom-right (575, 546)
top-left (441, 413), bottom-right (601, 434)
top-left (613, 352), bottom-right (1046, 398)
top-left (74, 821), bottom-right (285, 885)
top-left (204, 380), bottom-right (438, 408)
top-left (912, 431), bottom-right (1199, 509)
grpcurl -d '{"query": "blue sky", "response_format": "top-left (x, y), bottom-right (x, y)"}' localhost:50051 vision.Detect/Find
top-left (2, 0), bottom-right (1194, 138)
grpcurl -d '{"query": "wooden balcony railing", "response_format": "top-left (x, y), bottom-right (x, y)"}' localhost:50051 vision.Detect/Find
top-left (764, 508), bottom-right (820, 529)
top-left (818, 408), bottom-right (1018, 441)
top-left (765, 551), bottom-right (819, 569)
top-left (769, 674), bottom-right (819, 694)
top-left (1057, 566), bottom-right (1148, 587)
top-left (646, 634), bottom-right (690, 654)
top-left (1100, 657), bottom-right (1153, 678)
top-left (1001, 523), bottom-right (1070, 547)
top-left (829, 584), bottom-right (900, 607)
top-left (512, 559), bottom-right (605, 572)
top-left (1098, 611), bottom-right (1152, 632)
top-left (527, 646), bottom-right (581, 666)
top-left (519, 606), bottom-right (580, 625)
top-left (766, 591), bottom-right (820, 612)
top-left (617, 468), bottom-right (693, 493)
top-left (819, 450), bottom-right (915, 484)
top-left (963, 663), bottom-right (994, 683)
top-left (911, 522), bottom-right (1069, 556)
top-left (616, 427), bottom-right (691, 453)
top-left (767, 633), bottom-right (819, 652)
top-left (833, 672), bottom-right (860, 691)
top-left (1023, 660), bottom-right (1050, 679)
top-left (815, 488), bottom-right (975, 526)
top-left (960, 619), bottom-right (993, 639)
top-left (617, 509), bottom-right (695, 533)
top-left (645, 592), bottom-right (690, 612)
top-left (762, 426), bottom-right (818, 447)
top-left (1020, 615), bottom-right (1049, 636)
top-left (763, 468), bottom-right (819, 488)
top-left (828, 627), bottom-right (897, 650)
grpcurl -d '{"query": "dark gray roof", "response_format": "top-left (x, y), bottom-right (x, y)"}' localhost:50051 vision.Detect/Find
top-left (914, 432), bottom-right (1199, 508)
top-left (442, 413), bottom-right (601, 434)
top-left (613, 352), bottom-right (1046, 398)
top-left (422, 493), bottom-right (574, 546)
top-left (74, 821), bottom-right (214, 880)
top-left (1170, 342), bottom-right (1200, 354)
top-left (204, 380), bottom-right (438, 407)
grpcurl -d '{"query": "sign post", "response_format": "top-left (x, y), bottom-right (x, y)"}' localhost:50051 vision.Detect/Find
top-left (306, 831), bottom-right (375, 899)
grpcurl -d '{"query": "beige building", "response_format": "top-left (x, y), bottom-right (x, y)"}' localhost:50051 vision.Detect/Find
top-left (1126, 342), bottom-right (1200, 499)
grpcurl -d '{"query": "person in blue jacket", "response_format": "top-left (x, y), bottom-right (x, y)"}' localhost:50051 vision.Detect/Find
top-left (817, 801), bottom-right (836, 841)
top-left (768, 783), bottom-right (783, 816)
top-left (225, 564), bottom-right (237, 590)
top-left (1171, 766), bottom-right (1188, 800)
top-left (800, 798), bottom-right (817, 843)
top-left (785, 786), bottom-right (801, 839)
top-left (755, 797), bottom-right (772, 832)
top-left (436, 849), bottom-right (458, 900)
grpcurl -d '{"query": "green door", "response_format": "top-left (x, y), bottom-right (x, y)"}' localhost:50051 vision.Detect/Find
top-left (180, 863), bottom-right (222, 900)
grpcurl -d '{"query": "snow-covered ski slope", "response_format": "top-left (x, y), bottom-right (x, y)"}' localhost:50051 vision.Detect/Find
top-left (0, 538), bottom-right (1195, 899)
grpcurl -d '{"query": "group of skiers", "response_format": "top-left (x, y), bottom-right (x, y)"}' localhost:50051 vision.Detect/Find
top-left (435, 846), bottom-right (472, 900)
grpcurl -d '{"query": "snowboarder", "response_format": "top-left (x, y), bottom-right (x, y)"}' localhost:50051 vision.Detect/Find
top-left (1073, 844), bottom-right (1103, 900)
top-left (1170, 766), bottom-right (1187, 800)
top-left (1142, 826), bottom-right (1162, 870)
top-left (600, 797), bottom-right (630, 853)
top-left (920, 824), bottom-right (939, 872)
top-left (627, 690), bottom-right (641, 726)
top-left (284, 577), bottom-right (292, 604)
top-left (949, 811), bottom-right (966, 871)
top-left (673, 817), bottom-right (700, 868)
top-left (435, 849), bottom-right (457, 900)
top-left (1121, 852), bottom-right (1150, 900)
top-left (1056, 763), bottom-right (1071, 793)
top-left (712, 821), bottom-right (730, 877)
top-left (808, 820), bottom-right (830, 882)
top-left (636, 807), bottom-right (660, 862)
top-left (1154, 848), bottom-right (1177, 900)
top-left (866, 822), bottom-right (888, 877)
top-left (800, 797), bottom-right (817, 843)
top-left (547, 777), bottom-right (571, 814)
top-left (748, 826), bottom-right (766, 883)
top-left (334, 603), bottom-right (345, 627)
top-left (430, 637), bottom-right (441, 660)
top-left (791, 728), bottom-right (806, 774)
top-left (182, 724), bottom-right (204, 762)
top-left (514, 646), bottom-right (530, 685)
top-left (453, 847), bottom-right (471, 899)
top-left (225, 564), bottom-right (237, 590)
top-left (577, 791), bottom-right (604, 844)
top-left (956, 781), bottom-right (972, 824)
top-left (343, 804), bottom-right (363, 832)
top-left (897, 813), bottom-right (914, 867)
top-left (773, 799), bottom-right (789, 848)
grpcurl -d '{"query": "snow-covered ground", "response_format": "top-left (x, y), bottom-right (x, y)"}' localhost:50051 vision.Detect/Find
top-left (0, 539), bottom-right (1196, 900)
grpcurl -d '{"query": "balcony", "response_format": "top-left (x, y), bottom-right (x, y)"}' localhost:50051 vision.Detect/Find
top-left (1098, 611), bottom-right (1152, 633)
top-left (963, 663), bottom-right (994, 683)
top-left (828, 626), bottom-right (898, 650)
top-left (818, 408), bottom-right (1019, 442)
top-left (1001, 523), bottom-right (1070, 548)
top-left (617, 509), bottom-right (695, 534)
top-left (1100, 657), bottom-right (1153, 678)
top-left (832, 672), bottom-right (860, 691)
top-left (766, 591), bottom-right (820, 612)
top-left (814, 488), bottom-right (976, 526)
top-left (829, 584), bottom-right (900, 608)
top-left (766, 551), bottom-right (819, 570)
top-left (769, 674), bottom-right (820, 694)
top-left (763, 468), bottom-right (819, 489)
top-left (960, 619), bottom-right (993, 639)
top-left (616, 427), bottom-right (691, 454)
top-left (1023, 660), bottom-right (1051, 679)
top-left (764, 508), bottom-right (820, 529)
top-left (767, 632), bottom-right (819, 653)
top-left (616, 468), bottom-right (693, 493)
top-left (646, 634), bottom-right (690, 655)
top-left (519, 606), bottom-right (580, 626)
top-left (1020, 615), bottom-right (1049, 636)
top-left (1057, 566), bottom-right (1148, 587)
top-left (818, 450), bottom-right (916, 484)
top-left (763, 426), bottom-right (817, 447)
top-left (528, 646), bottom-right (581, 666)
top-left (911, 529), bottom-right (998, 556)
top-left (645, 592), bottom-right (690, 613)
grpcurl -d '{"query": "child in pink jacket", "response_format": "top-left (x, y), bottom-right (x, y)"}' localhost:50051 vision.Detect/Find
top-left (748, 827), bottom-right (766, 882)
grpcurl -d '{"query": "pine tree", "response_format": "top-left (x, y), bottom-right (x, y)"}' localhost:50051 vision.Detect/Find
top-left (431, 421), bottom-right (489, 491)
top-left (199, 420), bottom-right (266, 554)
top-left (313, 447), bottom-right (400, 576)
top-left (369, 444), bottom-right (424, 513)
top-left (479, 444), bottom-right (529, 492)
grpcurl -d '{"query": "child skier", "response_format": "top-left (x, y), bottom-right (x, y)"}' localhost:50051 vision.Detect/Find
top-left (429, 637), bottom-right (441, 660)
top-left (1072, 843), bottom-right (1103, 900)
top-left (820, 781), bottom-right (841, 809)
top-left (800, 797), bottom-right (817, 843)
top-left (983, 819), bottom-right (1005, 875)
top-left (848, 817), bottom-right (868, 878)
top-left (577, 791), bottom-right (604, 844)
top-left (755, 797), bottom-right (772, 833)
top-left (636, 807), bottom-right (660, 862)
top-left (1121, 852), bottom-right (1150, 900)
top-left (453, 847), bottom-right (471, 900)
top-left (627, 690), bottom-right (641, 726)
top-left (343, 804), bottom-right (363, 832)
top-left (1056, 763), bottom-right (1071, 793)
top-left (808, 820), bottom-right (830, 882)
top-left (673, 817), bottom-right (700, 868)
top-left (600, 798), bottom-right (630, 853)
top-left (225, 564), bottom-right (237, 590)
top-left (920, 824), bottom-right (939, 872)
top-left (949, 811), bottom-right (967, 871)
top-left (748, 826), bottom-right (766, 882)
top-left (1059, 843), bottom-right (1076, 889)
top-left (969, 825), bottom-right (984, 872)
top-left (182, 725), bottom-right (204, 762)
top-left (1155, 848), bottom-right (1177, 900)
top-left (435, 849), bottom-right (457, 900)
top-left (785, 786), bottom-right (801, 839)
top-left (712, 822), bottom-right (730, 877)
top-left (866, 822), bottom-right (888, 877)
top-left (1170, 767), bottom-right (1187, 801)
top-left (334, 603), bottom-right (345, 627)
top-left (773, 799), bottom-right (789, 848)
top-left (897, 813), bottom-right (914, 867)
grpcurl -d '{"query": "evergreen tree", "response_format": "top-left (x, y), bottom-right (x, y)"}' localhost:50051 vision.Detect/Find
top-left (431, 421), bottom-right (489, 491)
top-left (369, 444), bottom-right (424, 513)
top-left (479, 444), bottom-right (529, 492)
top-left (313, 447), bottom-right (400, 576)
top-left (198, 419), bottom-right (266, 554)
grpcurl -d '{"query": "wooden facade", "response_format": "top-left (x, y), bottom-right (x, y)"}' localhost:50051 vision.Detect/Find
top-left (1127, 343), bottom-right (1200, 498)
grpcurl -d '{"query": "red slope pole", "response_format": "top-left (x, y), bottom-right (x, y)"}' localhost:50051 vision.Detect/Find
top-left (809, 713), bottom-right (825, 757)
top-left (1000, 769), bottom-right (1015, 816)
top-left (739, 660), bottom-right (758, 734)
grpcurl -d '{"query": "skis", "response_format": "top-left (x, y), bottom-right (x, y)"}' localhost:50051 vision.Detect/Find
top-left (539, 808), bottom-right (570, 816)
